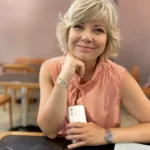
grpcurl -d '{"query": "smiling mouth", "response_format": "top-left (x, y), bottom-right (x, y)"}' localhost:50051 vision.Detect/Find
top-left (76, 45), bottom-right (94, 53)
top-left (77, 45), bottom-right (94, 49)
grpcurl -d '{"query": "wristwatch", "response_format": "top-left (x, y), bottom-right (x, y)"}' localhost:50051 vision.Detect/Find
top-left (56, 76), bottom-right (69, 88)
top-left (104, 129), bottom-right (113, 144)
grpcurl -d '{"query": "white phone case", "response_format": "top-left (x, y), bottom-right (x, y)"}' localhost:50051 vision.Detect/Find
top-left (68, 105), bottom-right (87, 123)
top-left (68, 105), bottom-right (87, 144)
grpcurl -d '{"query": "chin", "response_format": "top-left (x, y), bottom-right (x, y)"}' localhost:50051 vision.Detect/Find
top-left (74, 54), bottom-right (95, 62)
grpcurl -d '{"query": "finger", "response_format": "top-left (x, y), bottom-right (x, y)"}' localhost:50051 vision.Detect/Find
top-left (66, 127), bottom-right (83, 135)
top-left (67, 122), bottom-right (85, 128)
top-left (78, 62), bottom-right (85, 78)
top-left (67, 141), bottom-right (86, 149)
top-left (75, 62), bottom-right (85, 77)
top-left (75, 66), bottom-right (80, 74)
top-left (68, 53), bottom-right (85, 77)
top-left (66, 134), bottom-right (84, 140)
top-left (78, 66), bottom-right (85, 78)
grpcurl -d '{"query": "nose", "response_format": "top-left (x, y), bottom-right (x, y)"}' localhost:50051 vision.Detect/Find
top-left (81, 30), bottom-right (93, 43)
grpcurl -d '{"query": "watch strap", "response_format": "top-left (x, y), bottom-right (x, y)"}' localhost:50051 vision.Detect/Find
top-left (56, 76), bottom-right (69, 88)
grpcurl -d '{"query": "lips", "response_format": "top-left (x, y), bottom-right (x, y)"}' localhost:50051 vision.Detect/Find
top-left (76, 45), bottom-right (94, 53)
top-left (77, 45), bottom-right (94, 49)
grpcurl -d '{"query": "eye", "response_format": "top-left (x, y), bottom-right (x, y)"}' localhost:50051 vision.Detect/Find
top-left (73, 25), bottom-right (83, 30)
top-left (94, 28), bottom-right (104, 33)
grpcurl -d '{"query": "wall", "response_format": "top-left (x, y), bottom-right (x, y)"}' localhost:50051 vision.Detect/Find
top-left (0, 0), bottom-right (72, 63)
top-left (0, 0), bottom-right (150, 84)
top-left (116, 0), bottom-right (150, 85)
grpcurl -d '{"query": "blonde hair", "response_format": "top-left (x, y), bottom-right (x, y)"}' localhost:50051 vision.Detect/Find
top-left (56, 0), bottom-right (121, 59)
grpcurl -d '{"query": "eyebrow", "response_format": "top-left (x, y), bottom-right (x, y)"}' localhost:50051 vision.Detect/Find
top-left (80, 23), bottom-right (105, 28)
top-left (94, 25), bottom-right (105, 27)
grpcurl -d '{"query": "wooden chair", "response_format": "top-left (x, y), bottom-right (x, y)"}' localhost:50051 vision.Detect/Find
top-left (14, 57), bottom-right (45, 107)
top-left (2, 64), bottom-right (32, 73)
top-left (142, 88), bottom-right (150, 97)
top-left (131, 66), bottom-right (150, 97)
top-left (2, 64), bottom-right (33, 111)
top-left (131, 66), bottom-right (140, 84)
top-left (14, 57), bottom-right (46, 65)
top-left (0, 95), bottom-right (12, 129)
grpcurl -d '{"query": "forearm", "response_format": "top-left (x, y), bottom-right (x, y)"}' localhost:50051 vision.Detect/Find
top-left (38, 84), bottom-right (67, 138)
top-left (111, 123), bottom-right (150, 143)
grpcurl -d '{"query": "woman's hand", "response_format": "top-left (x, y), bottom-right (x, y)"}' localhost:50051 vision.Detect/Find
top-left (60, 53), bottom-right (85, 82)
top-left (65, 122), bottom-right (106, 149)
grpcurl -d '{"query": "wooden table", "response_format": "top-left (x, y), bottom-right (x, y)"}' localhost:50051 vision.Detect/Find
top-left (0, 131), bottom-right (43, 140)
top-left (1, 132), bottom-right (150, 150)
top-left (0, 73), bottom-right (40, 131)
top-left (0, 132), bottom-right (114, 150)
top-left (0, 63), bottom-right (41, 73)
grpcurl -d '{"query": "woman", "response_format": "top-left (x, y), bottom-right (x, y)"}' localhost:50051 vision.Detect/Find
top-left (37, 0), bottom-right (150, 149)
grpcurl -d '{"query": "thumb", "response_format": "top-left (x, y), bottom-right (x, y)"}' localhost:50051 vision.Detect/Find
top-left (77, 61), bottom-right (85, 78)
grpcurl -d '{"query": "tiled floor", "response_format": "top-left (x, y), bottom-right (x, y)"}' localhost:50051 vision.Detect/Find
top-left (0, 95), bottom-right (138, 133)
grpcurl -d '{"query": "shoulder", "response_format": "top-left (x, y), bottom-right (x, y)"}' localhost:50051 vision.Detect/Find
top-left (44, 56), bottom-right (65, 66)
top-left (107, 59), bottom-right (126, 72)
top-left (40, 56), bottom-right (65, 82)
top-left (104, 59), bottom-right (127, 79)
top-left (41, 56), bottom-right (64, 71)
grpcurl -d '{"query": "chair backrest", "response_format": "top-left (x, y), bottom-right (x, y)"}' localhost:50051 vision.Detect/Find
top-left (14, 57), bottom-right (46, 65)
top-left (131, 66), bottom-right (140, 84)
top-left (2, 64), bottom-right (32, 73)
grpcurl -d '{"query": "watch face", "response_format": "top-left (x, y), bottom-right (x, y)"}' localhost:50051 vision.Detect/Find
top-left (107, 132), bottom-right (113, 140)
top-left (105, 130), bottom-right (113, 144)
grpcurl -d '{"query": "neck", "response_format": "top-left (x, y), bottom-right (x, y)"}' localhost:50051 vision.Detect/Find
top-left (79, 59), bottom-right (98, 84)
top-left (84, 59), bottom-right (98, 76)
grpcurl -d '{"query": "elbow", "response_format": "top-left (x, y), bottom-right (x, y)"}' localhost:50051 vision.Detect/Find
top-left (47, 134), bottom-right (57, 139)
top-left (37, 117), bottom-right (58, 139)
top-left (37, 115), bottom-right (42, 130)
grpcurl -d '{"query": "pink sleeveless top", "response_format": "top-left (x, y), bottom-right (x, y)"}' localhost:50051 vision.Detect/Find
top-left (45, 56), bottom-right (126, 133)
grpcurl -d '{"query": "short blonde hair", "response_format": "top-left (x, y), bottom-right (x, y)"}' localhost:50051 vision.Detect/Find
top-left (56, 0), bottom-right (121, 59)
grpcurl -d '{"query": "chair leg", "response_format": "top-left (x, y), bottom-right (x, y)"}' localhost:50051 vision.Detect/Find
top-left (3, 87), bottom-right (8, 111)
top-left (2, 103), bottom-right (6, 111)
top-left (8, 99), bottom-right (13, 129)
top-left (14, 89), bottom-right (17, 103)
top-left (27, 89), bottom-right (31, 112)
top-left (27, 88), bottom-right (36, 112)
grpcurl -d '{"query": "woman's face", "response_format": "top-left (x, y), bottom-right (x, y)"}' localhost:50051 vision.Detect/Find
top-left (68, 20), bottom-right (107, 62)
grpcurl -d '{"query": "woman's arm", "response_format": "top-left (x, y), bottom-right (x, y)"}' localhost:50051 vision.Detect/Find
top-left (65, 71), bottom-right (150, 149)
top-left (37, 55), bottom-right (85, 139)
top-left (111, 71), bottom-right (150, 143)
top-left (37, 62), bottom-right (68, 139)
